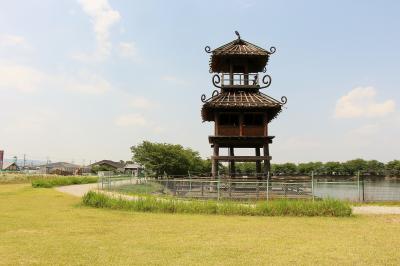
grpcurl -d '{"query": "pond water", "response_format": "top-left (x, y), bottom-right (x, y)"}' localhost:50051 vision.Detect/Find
top-left (314, 180), bottom-right (400, 202)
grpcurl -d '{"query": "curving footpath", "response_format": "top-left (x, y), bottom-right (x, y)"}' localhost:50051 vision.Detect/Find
top-left (55, 183), bottom-right (400, 215)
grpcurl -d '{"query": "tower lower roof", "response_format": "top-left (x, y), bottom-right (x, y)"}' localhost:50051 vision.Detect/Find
top-left (201, 91), bottom-right (283, 121)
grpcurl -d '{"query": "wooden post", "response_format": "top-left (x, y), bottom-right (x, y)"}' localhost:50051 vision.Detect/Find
top-left (244, 63), bottom-right (249, 85)
top-left (217, 171), bottom-right (221, 200)
top-left (211, 144), bottom-right (219, 179)
top-left (215, 114), bottom-right (219, 136)
top-left (263, 144), bottom-right (270, 180)
top-left (255, 147), bottom-right (261, 178)
top-left (229, 63), bottom-right (234, 85)
top-left (229, 147), bottom-right (235, 178)
top-left (239, 113), bottom-right (244, 136)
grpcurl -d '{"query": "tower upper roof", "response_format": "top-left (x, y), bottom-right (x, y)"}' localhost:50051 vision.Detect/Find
top-left (208, 33), bottom-right (275, 73)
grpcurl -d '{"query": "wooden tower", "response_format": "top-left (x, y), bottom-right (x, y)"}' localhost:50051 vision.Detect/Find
top-left (201, 32), bottom-right (286, 179)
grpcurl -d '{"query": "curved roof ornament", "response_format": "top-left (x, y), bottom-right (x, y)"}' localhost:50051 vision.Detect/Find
top-left (235, 30), bottom-right (241, 40)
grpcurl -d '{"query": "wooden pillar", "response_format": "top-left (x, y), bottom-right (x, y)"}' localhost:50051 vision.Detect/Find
top-left (244, 62), bottom-right (249, 85)
top-left (229, 147), bottom-right (235, 178)
top-left (263, 113), bottom-right (268, 136)
top-left (255, 148), bottom-right (261, 177)
top-left (239, 113), bottom-right (244, 136)
top-left (229, 63), bottom-right (234, 85)
top-left (215, 113), bottom-right (219, 136)
top-left (263, 143), bottom-right (270, 179)
top-left (211, 144), bottom-right (219, 179)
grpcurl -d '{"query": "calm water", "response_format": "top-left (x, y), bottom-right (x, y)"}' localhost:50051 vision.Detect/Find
top-left (314, 180), bottom-right (400, 201)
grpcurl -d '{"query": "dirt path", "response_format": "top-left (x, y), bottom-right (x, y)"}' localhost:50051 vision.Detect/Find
top-left (55, 183), bottom-right (99, 197)
top-left (352, 206), bottom-right (400, 215)
top-left (55, 179), bottom-right (139, 197)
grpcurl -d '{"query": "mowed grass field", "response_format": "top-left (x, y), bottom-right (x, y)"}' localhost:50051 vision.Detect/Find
top-left (1, 184), bottom-right (400, 265)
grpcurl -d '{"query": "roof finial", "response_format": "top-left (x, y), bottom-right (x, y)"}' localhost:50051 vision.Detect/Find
top-left (235, 31), bottom-right (241, 40)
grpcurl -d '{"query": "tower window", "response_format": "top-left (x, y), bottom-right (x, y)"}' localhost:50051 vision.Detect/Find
top-left (219, 113), bottom-right (239, 126)
top-left (244, 114), bottom-right (264, 126)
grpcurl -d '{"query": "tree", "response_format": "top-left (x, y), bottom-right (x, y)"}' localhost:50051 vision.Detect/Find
top-left (235, 162), bottom-right (257, 174)
top-left (297, 162), bottom-right (324, 175)
top-left (272, 163), bottom-right (297, 175)
top-left (324, 161), bottom-right (343, 175)
top-left (131, 141), bottom-right (206, 176)
top-left (342, 159), bottom-right (368, 175)
top-left (366, 160), bottom-right (385, 176)
top-left (386, 160), bottom-right (400, 176)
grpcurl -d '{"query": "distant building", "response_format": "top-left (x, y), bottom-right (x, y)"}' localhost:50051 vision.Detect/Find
top-left (38, 162), bottom-right (89, 175)
top-left (124, 163), bottom-right (144, 176)
top-left (1, 162), bottom-right (20, 171)
top-left (89, 160), bottom-right (125, 173)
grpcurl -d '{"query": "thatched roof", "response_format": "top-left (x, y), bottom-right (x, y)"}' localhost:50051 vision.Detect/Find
top-left (202, 91), bottom-right (283, 121)
top-left (210, 38), bottom-right (274, 73)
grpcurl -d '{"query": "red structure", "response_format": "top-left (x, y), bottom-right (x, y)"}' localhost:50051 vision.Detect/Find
top-left (201, 32), bottom-right (286, 179)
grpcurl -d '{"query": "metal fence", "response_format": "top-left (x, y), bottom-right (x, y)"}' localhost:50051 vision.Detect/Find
top-left (98, 172), bottom-right (400, 202)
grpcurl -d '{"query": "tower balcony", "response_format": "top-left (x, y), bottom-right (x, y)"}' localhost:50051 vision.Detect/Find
top-left (212, 73), bottom-right (271, 89)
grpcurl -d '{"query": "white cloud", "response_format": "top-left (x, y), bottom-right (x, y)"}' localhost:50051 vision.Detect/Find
top-left (0, 34), bottom-right (28, 48)
top-left (115, 113), bottom-right (148, 127)
top-left (118, 42), bottom-right (136, 58)
top-left (130, 96), bottom-right (157, 109)
top-left (0, 63), bottom-right (45, 92)
top-left (334, 86), bottom-right (395, 118)
top-left (75, 0), bottom-right (121, 61)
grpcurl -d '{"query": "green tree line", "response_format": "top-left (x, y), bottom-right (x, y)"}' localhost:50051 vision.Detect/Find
top-left (131, 141), bottom-right (400, 176)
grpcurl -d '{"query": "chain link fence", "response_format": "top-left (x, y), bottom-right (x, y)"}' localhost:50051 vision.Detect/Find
top-left (98, 171), bottom-right (400, 202)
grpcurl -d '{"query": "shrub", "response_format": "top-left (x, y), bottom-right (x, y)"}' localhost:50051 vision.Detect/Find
top-left (32, 176), bottom-right (98, 188)
top-left (82, 191), bottom-right (352, 217)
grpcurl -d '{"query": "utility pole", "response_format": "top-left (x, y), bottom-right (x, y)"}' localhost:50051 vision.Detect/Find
top-left (23, 154), bottom-right (26, 169)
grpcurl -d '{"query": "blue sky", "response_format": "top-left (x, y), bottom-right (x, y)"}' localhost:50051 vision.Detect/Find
top-left (0, 0), bottom-right (399, 164)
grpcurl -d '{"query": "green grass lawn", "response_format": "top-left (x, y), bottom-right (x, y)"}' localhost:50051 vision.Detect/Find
top-left (1, 184), bottom-right (400, 265)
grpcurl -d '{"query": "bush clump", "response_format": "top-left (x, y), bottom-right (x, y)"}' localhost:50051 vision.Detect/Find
top-left (32, 176), bottom-right (98, 188)
top-left (82, 191), bottom-right (352, 217)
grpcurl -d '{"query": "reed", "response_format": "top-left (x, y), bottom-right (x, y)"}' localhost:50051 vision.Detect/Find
top-left (82, 191), bottom-right (352, 217)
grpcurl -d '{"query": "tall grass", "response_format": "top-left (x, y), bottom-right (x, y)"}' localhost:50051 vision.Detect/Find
top-left (82, 191), bottom-right (352, 217)
top-left (32, 176), bottom-right (98, 188)
top-left (0, 173), bottom-right (49, 184)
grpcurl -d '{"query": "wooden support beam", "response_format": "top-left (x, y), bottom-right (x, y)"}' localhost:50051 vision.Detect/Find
top-left (211, 155), bottom-right (271, 162)
top-left (255, 148), bottom-right (261, 174)
top-left (229, 147), bottom-right (235, 177)
top-left (211, 144), bottom-right (219, 179)
top-left (263, 144), bottom-right (270, 177)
